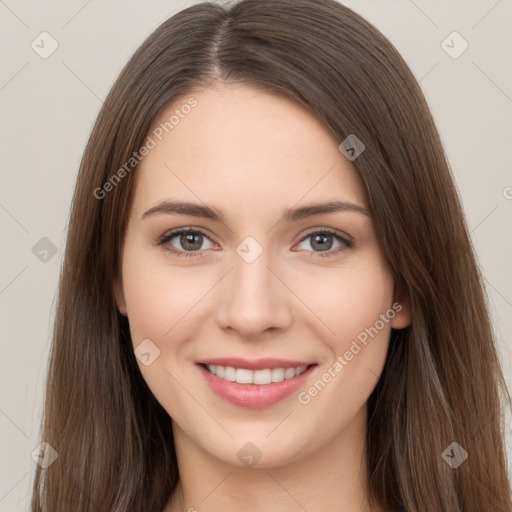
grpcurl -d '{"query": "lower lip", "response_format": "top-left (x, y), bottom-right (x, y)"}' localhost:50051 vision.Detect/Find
top-left (197, 364), bottom-right (317, 408)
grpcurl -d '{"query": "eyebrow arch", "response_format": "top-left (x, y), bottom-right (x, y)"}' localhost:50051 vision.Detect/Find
top-left (141, 200), bottom-right (370, 223)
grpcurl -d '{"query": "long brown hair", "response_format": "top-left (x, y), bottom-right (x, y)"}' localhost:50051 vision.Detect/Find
top-left (31, 0), bottom-right (511, 510)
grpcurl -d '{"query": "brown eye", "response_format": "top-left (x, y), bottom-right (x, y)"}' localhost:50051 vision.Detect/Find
top-left (295, 229), bottom-right (353, 259)
top-left (158, 228), bottom-right (215, 257)
top-left (179, 232), bottom-right (203, 251)
top-left (309, 233), bottom-right (334, 251)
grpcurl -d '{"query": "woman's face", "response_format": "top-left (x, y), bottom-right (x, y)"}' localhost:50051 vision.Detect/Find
top-left (115, 82), bottom-right (410, 468)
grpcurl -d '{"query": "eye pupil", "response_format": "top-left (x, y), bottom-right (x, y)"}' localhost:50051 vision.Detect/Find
top-left (311, 233), bottom-right (333, 251)
top-left (181, 232), bottom-right (202, 251)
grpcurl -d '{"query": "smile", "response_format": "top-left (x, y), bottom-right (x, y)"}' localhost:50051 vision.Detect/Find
top-left (196, 359), bottom-right (318, 408)
top-left (204, 364), bottom-right (308, 384)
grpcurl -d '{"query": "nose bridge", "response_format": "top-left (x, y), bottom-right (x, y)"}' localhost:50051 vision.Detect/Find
top-left (216, 236), bottom-right (291, 336)
top-left (233, 247), bottom-right (274, 298)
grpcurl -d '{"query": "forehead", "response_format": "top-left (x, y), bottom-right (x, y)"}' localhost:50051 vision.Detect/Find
top-left (131, 83), bottom-right (367, 217)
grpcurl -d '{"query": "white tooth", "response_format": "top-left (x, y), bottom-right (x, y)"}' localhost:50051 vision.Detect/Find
top-left (253, 369), bottom-right (272, 384)
top-left (224, 366), bottom-right (236, 381)
top-left (284, 368), bottom-right (295, 380)
top-left (294, 365), bottom-right (307, 377)
top-left (236, 368), bottom-right (254, 384)
top-left (271, 368), bottom-right (285, 382)
top-left (210, 365), bottom-right (307, 384)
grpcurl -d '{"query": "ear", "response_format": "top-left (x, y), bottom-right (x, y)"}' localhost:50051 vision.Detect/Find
top-left (390, 285), bottom-right (412, 330)
top-left (113, 276), bottom-right (127, 316)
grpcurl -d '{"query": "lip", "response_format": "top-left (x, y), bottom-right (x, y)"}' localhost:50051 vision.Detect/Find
top-left (197, 357), bottom-right (315, 371)
top-left (197, 361), bottom-right (318, 408)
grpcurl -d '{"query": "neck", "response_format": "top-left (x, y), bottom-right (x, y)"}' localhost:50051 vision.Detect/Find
top-left (165, 405), bottom-right (379, 512)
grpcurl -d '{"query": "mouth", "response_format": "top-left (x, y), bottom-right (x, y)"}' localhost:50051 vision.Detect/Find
top-left (196, 358), bottom-right (318, 408)
top-left (199, 363), bottom-right (312, 384)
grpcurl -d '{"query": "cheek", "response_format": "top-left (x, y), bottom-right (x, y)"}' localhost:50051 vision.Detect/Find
top-left (121, 243), bottom-right (206, 345)
top-left (294, 260), bottom-right (394, 423)
top-left (295, 257), bottom-right (394, 347)
top-left (120, 245), bottom-right (203, 411)
top-left (122, 266), bottom-right (172, 344)
top-left (293, 255), bottom-right (395, 406)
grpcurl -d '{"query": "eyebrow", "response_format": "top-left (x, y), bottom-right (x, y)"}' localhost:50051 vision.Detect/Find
top-left (141, 200), bottom-right (370, 223)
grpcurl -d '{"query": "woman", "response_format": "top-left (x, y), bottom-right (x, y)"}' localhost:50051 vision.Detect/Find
top-left (31, 0), bottom-right (511, 511)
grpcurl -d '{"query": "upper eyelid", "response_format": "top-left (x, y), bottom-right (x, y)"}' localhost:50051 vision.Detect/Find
top-left (160, 227), bottom-right (216, 243)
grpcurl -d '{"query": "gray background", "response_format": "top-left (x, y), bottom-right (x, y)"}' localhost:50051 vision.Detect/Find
top-left (1, 0), bottom-right (511, 509)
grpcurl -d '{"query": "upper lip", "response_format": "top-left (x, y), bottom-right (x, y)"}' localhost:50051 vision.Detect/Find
top-left (198, 357), bottom-right (316, 370)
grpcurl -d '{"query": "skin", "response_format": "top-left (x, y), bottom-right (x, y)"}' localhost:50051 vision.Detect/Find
top-left (114, 82), bottom-right (411, 512)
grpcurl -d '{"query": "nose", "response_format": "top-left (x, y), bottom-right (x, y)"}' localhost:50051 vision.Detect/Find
top-left (215, 246), bottom-right (292, 340)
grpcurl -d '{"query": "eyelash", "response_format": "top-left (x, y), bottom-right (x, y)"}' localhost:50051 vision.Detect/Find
top-left (157, 227), bottom-right (353, 259)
